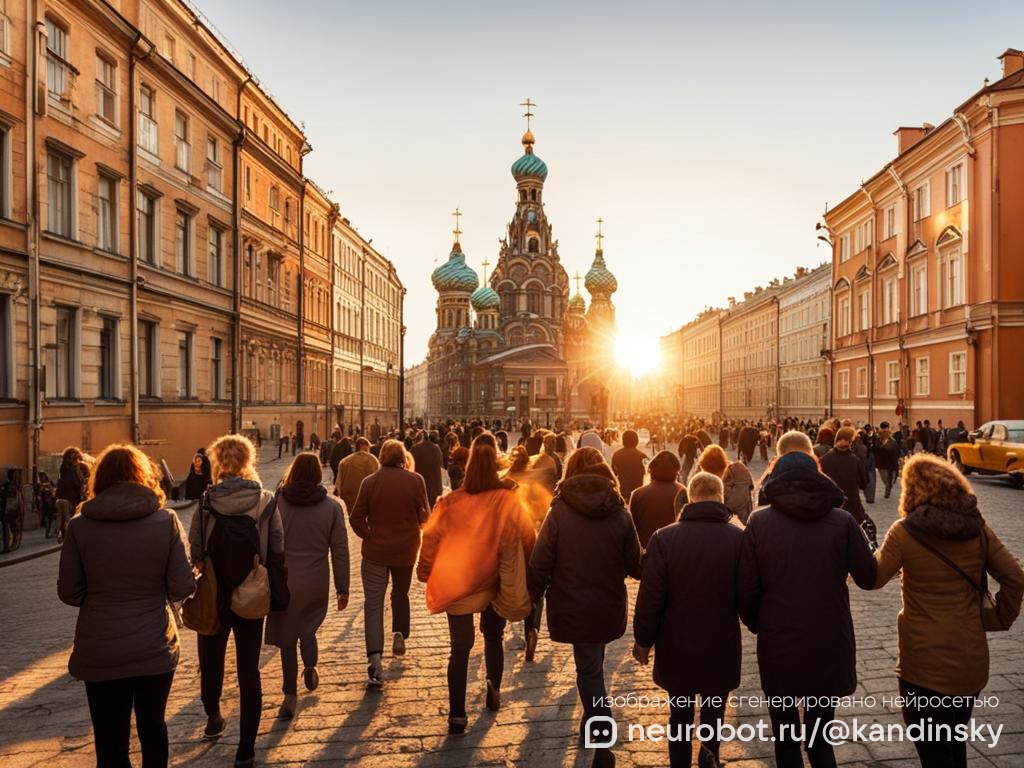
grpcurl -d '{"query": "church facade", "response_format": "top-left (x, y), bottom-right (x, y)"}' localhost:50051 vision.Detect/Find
top-left (425, 118), bottom-right (621, 427)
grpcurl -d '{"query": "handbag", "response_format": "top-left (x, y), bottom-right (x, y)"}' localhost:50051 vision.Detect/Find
top-left (181, 497), bottom-right (221, 635)
top-left (493, 538), bottom-right (532, 621)
top-left (902, 522), bottom-right (1005, 632)
top-left (231, 554), bottom-right (271, 619)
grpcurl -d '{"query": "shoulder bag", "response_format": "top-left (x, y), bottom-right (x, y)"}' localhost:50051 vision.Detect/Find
top-left (181, 494), bottom-right (221, 635)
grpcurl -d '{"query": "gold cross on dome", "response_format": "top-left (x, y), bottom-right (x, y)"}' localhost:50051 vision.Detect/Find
top-left (595, 217), bottom-right (604, 251)
top-left (520, 98), bottom-right (536, 130)
top-left (451, 207), bottom-right (462, 241)
top-left (573, 271), bottom-right (582, 294)
top-left (482, 256), bottom-right (491, 284)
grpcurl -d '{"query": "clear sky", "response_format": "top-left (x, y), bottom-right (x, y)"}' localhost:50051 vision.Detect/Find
top-left (197, 0), bottom-right (1023, 366)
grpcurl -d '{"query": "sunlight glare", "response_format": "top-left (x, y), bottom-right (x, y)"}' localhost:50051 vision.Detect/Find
top-left (615, 333), bottom-right (662, 376)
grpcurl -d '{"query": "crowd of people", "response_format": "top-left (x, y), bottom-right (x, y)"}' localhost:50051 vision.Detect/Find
top-left (50, 411), bottom-right (1024, 768)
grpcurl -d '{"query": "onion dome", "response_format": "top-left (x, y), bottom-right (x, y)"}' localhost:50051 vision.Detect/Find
top-left (471, 285), bottom-right (500, 311)
top-left (511, 131), bottom-right (548, 182)
top-left (585, 251), bottom-right (618, 295)
top-left (431, 243), bottom-right (480, 293)
top-left (568, 292), bottom-right (587, 313)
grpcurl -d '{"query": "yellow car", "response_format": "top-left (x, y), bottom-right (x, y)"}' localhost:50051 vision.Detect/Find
top-left (948, 420), bottom-right (1024, 488)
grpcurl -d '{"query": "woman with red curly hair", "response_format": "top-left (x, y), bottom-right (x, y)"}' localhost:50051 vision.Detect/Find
top-left (58, 444), bottom-right (195, 768)
top-left (872, 454), bottom-right (1024, 768)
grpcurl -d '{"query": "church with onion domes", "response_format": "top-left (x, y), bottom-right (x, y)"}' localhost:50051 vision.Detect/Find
top-left (425, 103), bottom-right (622, 427)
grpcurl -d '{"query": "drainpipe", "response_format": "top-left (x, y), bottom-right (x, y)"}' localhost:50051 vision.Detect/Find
top-left (359, 247), bottom-right (366, 435)
top-left (128, 34), bottom-right (149, 445)
top-left (985, 97), bottom-right (999, 425)
top-left (774, 296), bottom-right (780, 420)
top-left (861, 183), bottom-right (876, 426)
top-left (232, 76), bottom-right (251, 433)
top-left (887, 163), bottom-right (911, 426)
top-left (399, 286), bottom-right (406, 430)
top-left (954, 110), bottom-right (979, 424)
top-left (26, 7), bottom-right (41, 476)
top-left (297, 183), bottom-right (305, 413)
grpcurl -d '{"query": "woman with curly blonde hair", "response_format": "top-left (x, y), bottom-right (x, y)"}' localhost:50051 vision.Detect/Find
top-left (872, 453), bottom-right (1024, 768)
top-left (189, 434), bottom-right (285, 768)
top-left (58, 444), bottom-right (194, 768)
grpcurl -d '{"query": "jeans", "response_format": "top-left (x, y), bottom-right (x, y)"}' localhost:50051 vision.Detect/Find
top-left (361, 559), bottom-right (413, 656)
top-left (865, 467), bottom-right (877, 503)
top-left (525, 598), bottom-right (543, 634)
top-left (668, 691), bottom-right (727, 767)
top-left (573, 643), bottom-right (612, 737)
top-left (84, 671), bottom-right (175, 768)
top-left (879, 468), bottom-right (897, 498)
top-left (899, 678), bottom-right (977, 768)
top-left (768, 703), bottom-right (837, 768)
top-left (198, 610), bottom-right (264, 762)
top-left (446, 607), bottom-right (506, 717)
top-left (280, 634), bottom-right (319, 695)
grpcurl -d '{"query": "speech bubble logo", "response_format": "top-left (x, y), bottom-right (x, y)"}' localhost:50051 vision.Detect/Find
top-left (584, 716), bottom-right (617, 748)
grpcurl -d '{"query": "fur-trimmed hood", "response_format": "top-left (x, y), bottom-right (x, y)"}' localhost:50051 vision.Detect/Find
top-left (904, 495), bottom-right (983, 540)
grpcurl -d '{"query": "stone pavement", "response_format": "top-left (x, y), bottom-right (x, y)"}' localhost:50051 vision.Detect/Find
top-left (1, 448), bottom-right (1023, 767)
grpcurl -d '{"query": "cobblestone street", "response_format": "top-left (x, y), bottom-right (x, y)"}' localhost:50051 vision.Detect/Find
top-left (1, 450), bottom-right (1023, 767)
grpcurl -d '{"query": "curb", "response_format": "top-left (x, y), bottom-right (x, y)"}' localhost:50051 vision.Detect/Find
top-left (0, 542), bottom-right (62, 568)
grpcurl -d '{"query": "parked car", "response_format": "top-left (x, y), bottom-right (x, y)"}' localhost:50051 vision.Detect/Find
top-left (948, 420), bottom-right (1024, 488)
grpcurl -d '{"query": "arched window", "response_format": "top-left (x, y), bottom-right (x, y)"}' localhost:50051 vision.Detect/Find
top-left (530, 189), bottom-right (537, 201)
top-left (528, 238), bottom-right (539, 254)
top-left (527, 288), bottom-right (542, 315)
top-left (519, 189), bottom-right (527, 201)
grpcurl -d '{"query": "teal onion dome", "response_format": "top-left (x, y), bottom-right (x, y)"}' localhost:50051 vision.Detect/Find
top-left (511, 130), bottom-right (548, 181)
top-left (471, 285), bottom-right (500, 311)
top-left (568, 292), bottom-right (586, 312)
top-left (431, 243), bottom-right (480, 293)
top-left (585, 251), bottom-right (618, 295)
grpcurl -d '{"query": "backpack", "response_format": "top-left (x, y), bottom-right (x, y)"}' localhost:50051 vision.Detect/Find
top-left (208, 503), bottom-right (269, 618)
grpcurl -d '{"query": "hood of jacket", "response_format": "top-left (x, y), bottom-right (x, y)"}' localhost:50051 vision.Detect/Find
top-left (280, 480), bottom-right (327, 507)
top-left (79, 481), bottom-right (161, 522)
top-left (556, 474), bottom-right (624, 519)
top-left (762, 452), bottom-right (844, 521)
top-left (904, 495), bottom-right (983, 541)
top-left (206, 476), bottom-right (265, 520)
top-left (679, 500), bottom-right (732, 523)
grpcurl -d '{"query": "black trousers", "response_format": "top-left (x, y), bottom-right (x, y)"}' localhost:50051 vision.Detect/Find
top-left (768, 703), bottom-right (837, 768)
top-left (84, 671), bottom-right (175, 768)
top-left (668, 691), bottom-right (727, 767)
top-left (573, 642), bottom-right (612, 737)
top-left (446, 606), bottom-right (506, 718)
top-left (280, 634), bottom-right (319, 695)
top-left (197, 611), bottom-right (264, 761)
top-left (899, 678), bottom-right (977, 768)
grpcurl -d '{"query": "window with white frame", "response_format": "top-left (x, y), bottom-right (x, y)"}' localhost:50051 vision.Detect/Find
top-left (138, 85), bottom-right (158, 155)
top-left (208, 225), bottom-right (223, 287)
top-left (0, 1), bottom-right (11, 65)
top-left (943, 247), bottom-right (963, 307)
top-left (45, 306), bottom-right (78, 399)
top-left (946, 162), bottom-right (964, 207)
top-left (175, 209), bottom-right (191, 276)
top-left (886, 360), bottom-right (899, 396)
top-left (95, 53), bottom-right (117, 124)
top-left (98, 316), bottom-right (118, 400)
top-left (837, 369), bottom-right (850, 400)
top-left (915, 357), bottom-right (930, 396)
top-left (949, 351), bottom-right (966, 394)
top-left (46, 149), bottom-right (74, 237)
top-left (138, 319), bottom-right (158, 397)
top-left (206, 136), bottom-right (222, 192)
top-left (45, 18), bottom-right (71, 100)
top-left (839, 233), bottom-right (851, 263)
top-left (97, 172), bottom-right (117, 252)
top-left (136, 190), bottom-right (157, 264)
top-left (269, 185), bottom-right (280, 212)
top-left (856, 367), bottom-right (867, 397)
top-left (883, 203), bottom-right (897, 239)
top-left (0, 125), bottom-right (9, 218)
top-left (913, 181), bottom-right (930, 221)
top-left (882, 275), bottom-right (897, 325)
top-left (858, 289), bottom-right (871, 331)
top-left (177, 331), bottom-right (193, 398)
top-left (860, 219), bottom-right (872, 252)
top-left (0, 292), bottom-right (11, 398)
top-left (174, 111), bottom-right (190, 171)
top-left (910, 261), bottom-right (927, 316)
top-left (837, 293), bottom-right (851, 336)
top-left (211, 337), bottom-right (224, 399)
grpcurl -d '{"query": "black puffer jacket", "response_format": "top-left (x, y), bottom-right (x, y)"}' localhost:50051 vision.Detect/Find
top-left (738, 452), bottom-right (877, 697)
top-left (529, 474), bottom-right (642, 644)
top-left (634, 501), bottom-right (743, 694)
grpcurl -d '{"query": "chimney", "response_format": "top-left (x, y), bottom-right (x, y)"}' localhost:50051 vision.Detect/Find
top-left (894, 124), bottom-right (933, 154)
top-left (999, 48), bottom-right (1024, 78)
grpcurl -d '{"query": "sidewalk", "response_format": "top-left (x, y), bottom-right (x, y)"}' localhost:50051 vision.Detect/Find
top-left (0, 526), bottom-right (60, 568)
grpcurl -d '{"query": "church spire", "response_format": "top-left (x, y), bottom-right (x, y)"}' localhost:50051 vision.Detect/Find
top-left (520, 98), bottom-right (536, 153)
top-left (451, 207), bottom-right (462, 248)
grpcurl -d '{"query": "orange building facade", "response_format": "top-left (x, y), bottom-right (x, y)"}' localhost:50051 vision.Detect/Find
top-left (827, 49), bottom-right (1024, 429)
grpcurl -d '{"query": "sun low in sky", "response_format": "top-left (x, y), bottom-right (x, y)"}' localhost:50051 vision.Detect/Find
top-left (615, 331), bottom-right (662, 376)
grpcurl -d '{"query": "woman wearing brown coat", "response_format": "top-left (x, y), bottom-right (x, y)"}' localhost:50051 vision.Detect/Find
top-left (872, 454), bottom-right (1024, 768)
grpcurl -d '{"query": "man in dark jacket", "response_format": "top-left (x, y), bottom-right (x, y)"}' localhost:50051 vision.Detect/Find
top-left (529, 465), bottom-right (641, 768)
top-left (628, 451), bottom-right (685, 548)
top-left (611, 430), bottom-right (647, 503)
top-left (329, 435), bottom-right (353, 483)
top-left (633, 472), bottom-right (742, 768)
top-left (873, 422), bottom-right (901, 498)
top-left (410, 432), bottom-right (444, 508)
top-left (737, 424), bottom-right (759, 464)
top-left (738, 440), bottom-right (876, 768)
top-left (821, 426), bottom-right (876, 548)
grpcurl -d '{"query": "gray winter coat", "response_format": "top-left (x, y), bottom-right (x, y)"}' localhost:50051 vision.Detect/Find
top-left (58, 482), bottom-right (195, 682)
top-left (188, 476), bottom-right (284, 564)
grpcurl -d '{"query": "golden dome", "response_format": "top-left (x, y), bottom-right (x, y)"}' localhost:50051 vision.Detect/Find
top-left (521, 129), bottom-right (535, 150)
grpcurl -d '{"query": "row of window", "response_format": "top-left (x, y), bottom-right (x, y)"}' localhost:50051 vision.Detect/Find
top-left (835, 352), bottom-right (967, 399)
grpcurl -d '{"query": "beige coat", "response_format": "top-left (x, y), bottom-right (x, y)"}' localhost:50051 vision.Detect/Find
top-left (334, 450), bottom-right (380, 513)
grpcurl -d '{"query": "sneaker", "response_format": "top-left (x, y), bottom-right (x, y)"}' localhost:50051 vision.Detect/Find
top-left (367, 655), bottom-right (384, 688)
top-left (447, 716), bottom-right (468, 735)
top-left (485, 679), bottom-right (500, 712)
top-left (392, 631), bottom-right (406, 657)
top-left (277, 694), bottom-right (297, 720)
top-left (524, 628), bottom-right (538, 663)
top-left (508, 624), bottom-right (526, 650)
top-left (591, 748), bottom-right (616, 768)
top-left (697, 745), bottom-right (723, 768)
top-left (203, 713), bottom-right (226, 740)
top-left (233, 756), bottom-right (255, 768)
top-left (303, 667), bottom-right (319, 692)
